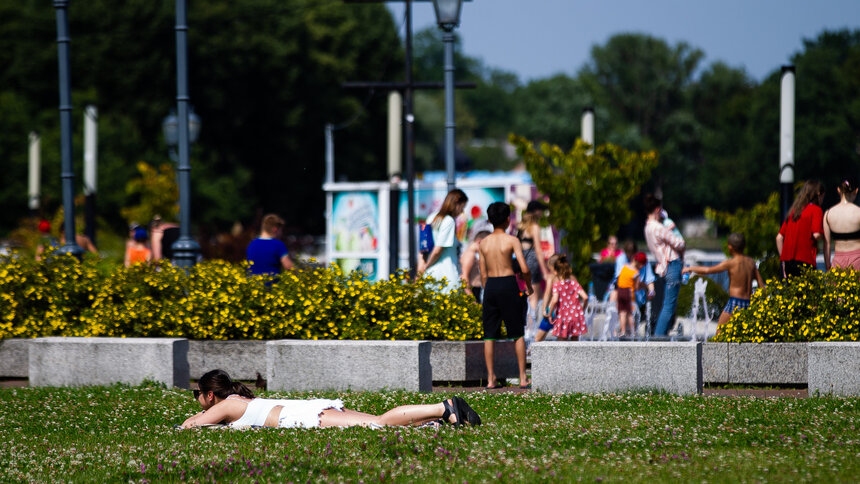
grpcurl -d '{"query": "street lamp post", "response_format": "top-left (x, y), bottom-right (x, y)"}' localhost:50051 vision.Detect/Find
top-left (779, 65), bottom-right (796, 222)
top-left (432, 0), bottom-right (463, 193)
top-left (170, 0), bottom-right (201, 268)
top-left (53, 0), bottom-right (83, 258)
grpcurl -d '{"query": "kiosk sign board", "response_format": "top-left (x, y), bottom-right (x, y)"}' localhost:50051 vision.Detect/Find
top-left (324, 174), bottom-right (548, 281)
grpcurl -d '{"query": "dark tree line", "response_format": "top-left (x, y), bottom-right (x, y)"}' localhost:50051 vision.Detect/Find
top-left (0, 0), bottom-right (400, 236)
top-left (412, 29), bottom-right (860, 220)
top-left (1, 0), bottom-right (859, 240)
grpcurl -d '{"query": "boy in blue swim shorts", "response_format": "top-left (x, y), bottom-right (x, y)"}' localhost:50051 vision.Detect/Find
top-left (682, 233), bottom-right (765, 337)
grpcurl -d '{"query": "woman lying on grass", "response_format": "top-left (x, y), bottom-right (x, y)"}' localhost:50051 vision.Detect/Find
top-left (180, 369), bottom-right (481, 429)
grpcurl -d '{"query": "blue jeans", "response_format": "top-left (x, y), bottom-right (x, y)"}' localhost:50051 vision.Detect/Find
top-left (654, 259), bottom-right (682, 336)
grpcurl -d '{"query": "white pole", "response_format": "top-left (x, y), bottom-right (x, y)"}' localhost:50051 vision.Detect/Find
top-left (387, 91), bottom-right (403, 180)
top-left (83, 106), bottom-right (98, 196)
top-left (28, 132), bottom-right (40, 212)
top-left (779, 66), bottom-right (795, 221)
top-left (581, 107), bottom-right (595, 155)
top-left (325, 123), bottom-right (334, 184)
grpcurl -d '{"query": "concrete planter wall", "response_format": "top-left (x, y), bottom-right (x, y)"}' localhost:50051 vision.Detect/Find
top-left (703, 343), bottom-right (807, 385)
top-left (6, 338), bottom-right (860, 395)
top-left (0, 338), bottom-right (29, 377)
top-left (266, 340), bottom-right (432, 392)
top-left (808, 342), bottom-right (860, 396)
top-left (532, 342), bottom-right (703, 395)
top-left (429, 340), bottom-right (518, 382)
top-left (29, 337), bottom-right (189, 388)
top-left (187, 340), bottom-right (266, 380)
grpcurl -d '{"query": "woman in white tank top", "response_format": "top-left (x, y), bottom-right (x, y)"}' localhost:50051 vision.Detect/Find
top-left (180, 369), bottom-right (481, 429)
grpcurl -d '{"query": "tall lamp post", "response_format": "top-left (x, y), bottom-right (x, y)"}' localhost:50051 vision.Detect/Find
top-left (169, 0), bottom-right (201, 267)
top-left (779, 65), bottom-right (795, 222)
top-left (54, 0), bottom-right (83, 257)
top-left (432, 0), bottom-right (463, 193)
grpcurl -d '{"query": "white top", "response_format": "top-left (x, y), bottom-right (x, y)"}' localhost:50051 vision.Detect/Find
top-left (644, 218), bottom-right (685, 276)
top-left (424, 212), bottom-right (460, 293)
top-left (227, 396), bottom-right (344, 429)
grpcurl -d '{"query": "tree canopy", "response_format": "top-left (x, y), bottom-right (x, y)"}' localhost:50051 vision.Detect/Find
top-left (0, 0), bottom-right (400, 235)
top-left (2, 4), bottom-right (859, 244)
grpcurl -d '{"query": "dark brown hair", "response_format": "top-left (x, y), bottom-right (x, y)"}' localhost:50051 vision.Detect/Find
top-left (643, 193), bottom-right (662, 215)
top-left (787, 180), bottom-right (824, 222)
top-left (552, 254), bottom-right (573, 280)
top-left (838, 175), bottom-right (858, 196)
top-left (198, 369), bottom-right (255, 399)
top-left (431, 189), bottom-right (468, 227)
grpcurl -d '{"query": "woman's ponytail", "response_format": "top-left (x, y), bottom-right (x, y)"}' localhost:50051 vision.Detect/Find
top-left (233, 381), bottom-right (256, 399)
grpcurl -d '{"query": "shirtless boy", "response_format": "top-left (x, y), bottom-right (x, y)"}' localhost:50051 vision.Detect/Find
top-left (479, 202), bottom-right (533, 389)
top-left (682, 233), bottom-right (765, 335)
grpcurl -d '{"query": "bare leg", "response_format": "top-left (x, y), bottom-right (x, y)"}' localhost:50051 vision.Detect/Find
top-left (515, 336), bottom-right (528, 386)
top-left (318, 402), bottom-right (452, 428)
top-left (715, 311), bottom-right (731, 338)
top-left (535, 329), bottom-right (548, 342)
top-left (484, 340), bottom-right (496, 388)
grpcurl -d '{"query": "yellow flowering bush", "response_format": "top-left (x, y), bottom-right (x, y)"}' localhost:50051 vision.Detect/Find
top-left (715, 267), bottom-right (860, 342)
top-left (0, 251), bottom-right (482, 341)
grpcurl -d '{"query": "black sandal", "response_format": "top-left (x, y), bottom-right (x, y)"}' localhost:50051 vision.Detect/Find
top-left (442, 399), bottom-right (463, 427)
top-left (454, 396), bottom-right (482, 426)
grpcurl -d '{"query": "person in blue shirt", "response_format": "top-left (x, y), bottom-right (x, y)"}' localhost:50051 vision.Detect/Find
top-left (246, 214), bottom-right (294, 276)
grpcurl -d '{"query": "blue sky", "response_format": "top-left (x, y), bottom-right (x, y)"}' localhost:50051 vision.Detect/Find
top-left (388, 0), bottom-right (860, 82)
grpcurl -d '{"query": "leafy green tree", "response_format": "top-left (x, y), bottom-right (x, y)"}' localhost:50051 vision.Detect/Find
top-left (120, 161), bottom-right (179, 226)
top-left (792, 30), bottom-right (860, 193)
top-left (510, 75), bottom-right (593, 148)
top-left (0, 0), bottom-right (401, 237)
top-left (410, 27), bottom-right (519, 173)
top-left (578, 34), bottom-right (706, 215)
top-left (705, 192), bottom-right (780, 260)
top-left (580, 34), bottom-right (703, 142)
top-left (688, 62), bottom-right (759, 210)
top-left (510, 134), bottom-right (657, 280)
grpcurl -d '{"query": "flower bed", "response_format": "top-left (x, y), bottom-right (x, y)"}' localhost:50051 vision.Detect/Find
top-left (0, 251), bottom-right (482, 341)
top-left (714, 268), bottom-right (860, 343)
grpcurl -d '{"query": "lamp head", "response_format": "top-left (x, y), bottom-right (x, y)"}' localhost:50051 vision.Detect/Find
top-left (432, 0), bottom-right (462, 30)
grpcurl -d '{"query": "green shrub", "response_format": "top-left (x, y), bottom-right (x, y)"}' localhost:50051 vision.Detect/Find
top-left (714, 267), bottom-right (860, 342)
top-left (0, 251), bottom-right (482, 341)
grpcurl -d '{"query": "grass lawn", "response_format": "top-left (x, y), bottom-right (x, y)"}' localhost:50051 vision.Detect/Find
top-left (1, 384), bottom-right (858, 483)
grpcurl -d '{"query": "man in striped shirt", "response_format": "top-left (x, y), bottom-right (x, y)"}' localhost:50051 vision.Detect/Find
top-left (643, 194), bottom-right (686, 336)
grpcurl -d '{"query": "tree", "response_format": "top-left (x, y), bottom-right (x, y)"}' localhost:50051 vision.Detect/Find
top-left (0, 0), bottom-right (401, 236)
top-left (580, 34), bottom-right (703, 143)
top-left (705, 192), bottom-right (780, 260)
top-left (792, 30), bottom-right (860, 193)
top-left (410, 27), bottom-right (519, 173)
top-left (120, 161), bottom-right (179, 226)
top-left (510, 134), bottom-right (658, 280)
top-left (511, 75), bottom-right (593, 148)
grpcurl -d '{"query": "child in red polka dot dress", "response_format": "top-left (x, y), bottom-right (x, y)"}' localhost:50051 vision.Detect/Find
top-left (544, 254), bottom-right (589, 341)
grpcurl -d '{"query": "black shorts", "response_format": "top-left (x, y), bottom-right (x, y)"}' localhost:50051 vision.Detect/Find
top-left (781, 260), bottom-right (812, 279)
top-left (482, 276), bottom-right (527, 340)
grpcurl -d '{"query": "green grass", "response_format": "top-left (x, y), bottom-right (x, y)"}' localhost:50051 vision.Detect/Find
top-left (1, 384), bottom-right (858, 483)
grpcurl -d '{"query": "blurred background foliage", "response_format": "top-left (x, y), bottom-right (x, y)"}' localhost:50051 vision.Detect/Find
top-left (1, 0), bottom-right (859, 243)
